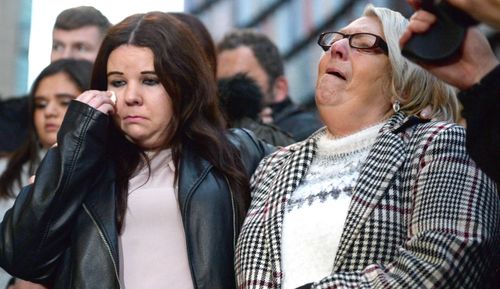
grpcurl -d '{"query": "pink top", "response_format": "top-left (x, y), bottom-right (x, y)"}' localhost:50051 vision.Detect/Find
top-left (119, 149), bottom-right (194, 289)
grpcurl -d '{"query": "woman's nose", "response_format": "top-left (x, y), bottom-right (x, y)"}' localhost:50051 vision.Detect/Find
top-left (123, 86), bottom-right (143, 105)
top-left (330, 38), bottom-right (349, 60)
top-left (44, 101), bottom-right (59, 117)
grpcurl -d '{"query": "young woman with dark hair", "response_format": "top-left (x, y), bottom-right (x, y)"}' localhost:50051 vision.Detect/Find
top-left (0, 58), bottom-right (93, 289)
top-left (0, 12), bottom-right (272, 289)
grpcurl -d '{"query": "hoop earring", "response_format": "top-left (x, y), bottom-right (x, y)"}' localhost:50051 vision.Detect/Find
top-left (392, 100), bottom-right (400, 113)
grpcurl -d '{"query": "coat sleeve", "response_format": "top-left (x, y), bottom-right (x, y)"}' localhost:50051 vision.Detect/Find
top-left (458, 64), bottom-right (500, 184)
top-left (228, 128), bottom-right (276, 176)
top-left (0, 101), bottom-right (111, 283)
top-left (312, 125), bottom-right (500, 289)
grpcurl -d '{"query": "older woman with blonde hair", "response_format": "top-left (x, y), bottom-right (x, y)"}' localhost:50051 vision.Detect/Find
top-left (235, 4), bottom-right (499, 289)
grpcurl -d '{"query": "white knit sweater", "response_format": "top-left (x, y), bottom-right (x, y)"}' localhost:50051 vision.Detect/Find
top-left (281, 123), bottom-right (383, 289)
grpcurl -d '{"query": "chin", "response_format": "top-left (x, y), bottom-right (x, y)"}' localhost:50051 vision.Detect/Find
top-left (315, 89), bottom-right (340, 106)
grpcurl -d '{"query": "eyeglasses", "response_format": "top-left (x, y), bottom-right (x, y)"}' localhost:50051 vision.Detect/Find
top-left (317, 31), bottom-right (389, 55)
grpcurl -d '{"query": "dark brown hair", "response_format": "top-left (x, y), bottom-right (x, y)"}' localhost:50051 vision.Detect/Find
top-left (0, 59), bottom-right (93, 199)
top-left (91, 12), bottom-right (249, 231)
top-left (169, 12), bottom-right (217, 77)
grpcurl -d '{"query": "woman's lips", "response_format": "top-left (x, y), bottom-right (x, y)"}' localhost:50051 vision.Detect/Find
top-left (44, 124), bottom-right (59, 132)
top-left (124, 115), bottom-right (146, 122)
top-left (326, 69), bottom-right (346, 80)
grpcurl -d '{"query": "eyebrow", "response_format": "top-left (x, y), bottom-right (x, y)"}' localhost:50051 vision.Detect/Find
top-left (107, 71), bottom-right (157, 77)
top-left (55, 93), bottom-right (77, 99)
top-left (70, 42), bottom-right (91, 47)
top-left (34, 93), bottom-right (77, 100)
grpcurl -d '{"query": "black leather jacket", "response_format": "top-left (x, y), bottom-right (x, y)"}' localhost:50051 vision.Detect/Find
top-left (0, 101), bottom-right (274, 289)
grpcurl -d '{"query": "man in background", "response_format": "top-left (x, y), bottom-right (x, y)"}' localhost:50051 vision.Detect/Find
top-left (0, 6), bottom-right (111, 154)
top-left (217, 29), bottom-right (323, 142)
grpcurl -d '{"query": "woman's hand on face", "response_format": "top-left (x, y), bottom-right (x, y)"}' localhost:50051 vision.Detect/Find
top-left (76, 90), bottom-right (116, 115)
top-left (400, 9), bottom-right (499, 90)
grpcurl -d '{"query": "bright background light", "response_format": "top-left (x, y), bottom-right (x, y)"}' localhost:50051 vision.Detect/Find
top-left (27, 0), bottom-right (184, 90)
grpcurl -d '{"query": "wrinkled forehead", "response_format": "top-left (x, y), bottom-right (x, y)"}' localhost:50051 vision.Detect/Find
top-left (339, 16), bottom-right (384, 38)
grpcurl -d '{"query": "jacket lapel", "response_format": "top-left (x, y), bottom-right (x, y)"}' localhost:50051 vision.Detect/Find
top-left (332, 113), bottom-right (408, 271)
top-left (264, 132), bottom-right (319, 283)
top-left (177, 147), bottom-right (212, 216)
top-left (82, 163), bottom-right (120, 268)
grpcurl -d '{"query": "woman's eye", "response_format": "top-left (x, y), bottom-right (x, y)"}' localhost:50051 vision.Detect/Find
top-left (34, 100), bottom-right (47, 109)
top-left (143, 78), bottom-right (160, 86)
top-left (109, 80), bottom-right (125, 87)
top-left (60, 97), bottom-right (73, 106)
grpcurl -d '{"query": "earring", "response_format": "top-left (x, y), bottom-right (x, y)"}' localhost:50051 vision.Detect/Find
top-left (392, 100), bottom-right (400, 113)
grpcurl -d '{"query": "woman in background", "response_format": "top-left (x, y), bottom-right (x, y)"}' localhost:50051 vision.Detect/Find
top-left (0, 58), bottom-right (92, 289)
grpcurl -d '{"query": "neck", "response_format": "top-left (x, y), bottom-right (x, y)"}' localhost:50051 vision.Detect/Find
top-left (319, 106), bottom-right (391, 137)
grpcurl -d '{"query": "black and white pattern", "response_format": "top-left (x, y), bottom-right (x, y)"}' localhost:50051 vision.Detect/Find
top-left (235, 112), bottom-right (500, 289)
top-left (279, 124), bottom-right (381, 289)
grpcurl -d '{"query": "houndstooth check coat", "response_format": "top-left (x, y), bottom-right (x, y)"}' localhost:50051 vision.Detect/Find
top-left (235, 112), bottom-right (499, 289)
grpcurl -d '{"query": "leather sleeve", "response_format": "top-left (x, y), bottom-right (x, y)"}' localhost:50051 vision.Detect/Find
top-left (227, 128), bottom-right (276, 177)
top-left (0, 101), bottom-right (110, 283)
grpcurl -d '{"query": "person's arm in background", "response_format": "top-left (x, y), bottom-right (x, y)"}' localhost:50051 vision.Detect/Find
top-left (400, 5), bottom-right (500, 184)
top-left (441, 0), bottom-right (500, 29)
top-left (400, 9), bottom-right (498, 90)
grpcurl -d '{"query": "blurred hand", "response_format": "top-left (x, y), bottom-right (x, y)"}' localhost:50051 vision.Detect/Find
top-left (259, 106), bottom-right (274, 124)
top-left (11, 280), bottom-right (48, 289)
top-left (419, 105), bottom-right (433, 120)
top-left (76, 90), bottom-right (116, 115)
top-left (400, 9), bottom-right (499, 90)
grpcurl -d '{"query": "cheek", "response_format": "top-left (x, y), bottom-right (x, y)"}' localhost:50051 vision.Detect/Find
top-left (111, 113), bottom-right (122, 129)
top-left (57, 106), bottom-right (70, 123)
top-left (33, 110), bottom-right (44, 127)
top-left (317, 54), bottom-right (328, 77)
top-left (316, 76), bottom-right (334, 98)
top-left (350, 61), bottom-right (389, 88)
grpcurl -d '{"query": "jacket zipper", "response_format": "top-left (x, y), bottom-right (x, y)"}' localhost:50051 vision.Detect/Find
top-left (83, 204), bottom-right (122, 288)
top-left (226, 177), bottom-right (239, 289)
top-left (225, 176), bottom-right (238, 250)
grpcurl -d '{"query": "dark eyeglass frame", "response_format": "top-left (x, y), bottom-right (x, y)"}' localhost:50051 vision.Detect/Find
top-left (317, 31), bottom-right (389, 55)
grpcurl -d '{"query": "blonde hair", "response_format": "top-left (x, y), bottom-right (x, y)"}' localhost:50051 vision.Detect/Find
top-left (363, 4), bottom-right (460, 122)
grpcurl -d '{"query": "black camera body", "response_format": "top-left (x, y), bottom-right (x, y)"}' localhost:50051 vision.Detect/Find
top-left (401, 0), bottom-right (478, 63)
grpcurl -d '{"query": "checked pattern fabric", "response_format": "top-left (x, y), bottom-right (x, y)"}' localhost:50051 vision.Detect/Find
top-left (235, 112), bottom-right (499, 289)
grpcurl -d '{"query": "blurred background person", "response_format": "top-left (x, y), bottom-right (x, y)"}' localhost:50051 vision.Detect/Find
top-left (218, 73), bottom-right (294, 146)
top-left (170, 13), bottom-right (293, 146)
top-left (217, 29), bottom-right (323, 142)
top-left (0, 58), bottom-right (93, 289)
top-left (50, 6), bottom-right (111, 62)
top-left (0, 6), bottom-right (111, 154)
top-left (236, 5), bottom-right (499, 289)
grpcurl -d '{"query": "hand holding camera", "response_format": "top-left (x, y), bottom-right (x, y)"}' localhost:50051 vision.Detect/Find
top-left (400, 0), bottom-right (499, 90)
top-left (401, 0), bottom-right (477, 63)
